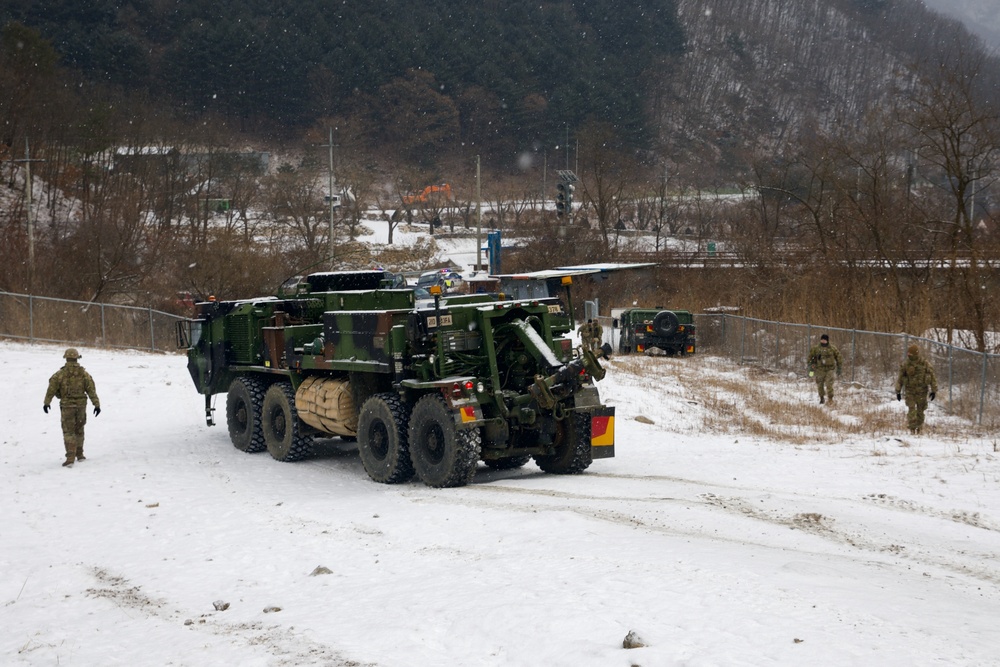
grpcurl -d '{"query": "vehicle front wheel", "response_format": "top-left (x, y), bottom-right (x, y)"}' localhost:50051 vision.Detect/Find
top-left (261, 382), bottom-right (314, 462)
top-left (227, 376), bottom-right (267, 453)
top-left (357, 393), bottom-right (414, 483)
top-left (408, 394), bottom-right (481, 488)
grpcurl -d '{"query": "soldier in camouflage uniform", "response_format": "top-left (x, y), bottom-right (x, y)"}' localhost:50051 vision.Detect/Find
top-left (579, 319), bottom-right (593, 350)
top-left (43, 348), bottom-right (101, 467)
top-left (895, 343), bottom-right (937, 434)
top-left (807, 333), bottom-right (842, 404)
top-left (590, 319), bottom-right (604, 353)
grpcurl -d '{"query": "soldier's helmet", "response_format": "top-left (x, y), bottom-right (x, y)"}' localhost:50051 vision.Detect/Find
top-left (907, 344), bottom-right (919, 357)
top-left (63, 348), bottom-right (81, 360)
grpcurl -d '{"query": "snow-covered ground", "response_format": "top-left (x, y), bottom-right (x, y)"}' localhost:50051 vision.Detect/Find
top-left (2, 340), bottom-right (999, 666)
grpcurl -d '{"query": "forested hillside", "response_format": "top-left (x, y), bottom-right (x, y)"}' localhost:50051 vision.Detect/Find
top-left (659, 0), bottom-right (1000, 182)
top-left (0, 0), bottom-right (683, 159)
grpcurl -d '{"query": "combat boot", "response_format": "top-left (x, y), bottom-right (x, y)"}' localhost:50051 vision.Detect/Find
top-left (819, 396), bottom-right (825, 404)
top-left (62, 458), bottom-right (74, 467)
top-left (76, 449), bottom-right (86, 461)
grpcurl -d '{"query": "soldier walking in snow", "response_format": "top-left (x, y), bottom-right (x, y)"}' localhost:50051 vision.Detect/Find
top-left (808, 333), bottom-right (842, 404)
top-left (895, 343), bottom-right (937, 434)
top-left (590, 318), bottom-right (604, 352)
top-left (579, 319), bottom-right (593, 350)
top-left (43, 348), bottom-right (101, 467)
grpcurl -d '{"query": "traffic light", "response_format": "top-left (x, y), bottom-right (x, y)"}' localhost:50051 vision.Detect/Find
top-left (556, 182), bottom-right (574, 217)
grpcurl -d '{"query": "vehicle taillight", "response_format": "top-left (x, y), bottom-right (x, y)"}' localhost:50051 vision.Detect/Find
top-left (452, 380), bottom-right (475, 398)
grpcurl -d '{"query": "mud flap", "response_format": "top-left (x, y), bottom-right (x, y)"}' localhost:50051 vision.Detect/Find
top-left (590, 406), bottom-right (615, 459)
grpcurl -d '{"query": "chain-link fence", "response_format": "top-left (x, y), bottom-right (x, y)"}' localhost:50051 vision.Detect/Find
top-left (0, 291), bottom-right (184, 353)
top-left (595, 312), bottom-right (998, 428)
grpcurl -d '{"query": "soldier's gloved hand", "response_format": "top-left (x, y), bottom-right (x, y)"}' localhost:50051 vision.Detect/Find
top-left (929, 392), bottom-right (935, 401)
top-left (94, 406), bottom-right (101, 417)
top-left (896, 393), bottom-right (902, 401)
top-left (43, 404), bottom-right (50, 414)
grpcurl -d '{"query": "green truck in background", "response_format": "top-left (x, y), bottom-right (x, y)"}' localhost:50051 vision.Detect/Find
top-left (177, 270), bottom-right (615, 488)
top-left (615, 308), bottom-right (696, 356)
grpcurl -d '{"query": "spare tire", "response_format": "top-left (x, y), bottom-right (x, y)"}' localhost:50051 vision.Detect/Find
top-left (652, 310), bottom-right (679, 337)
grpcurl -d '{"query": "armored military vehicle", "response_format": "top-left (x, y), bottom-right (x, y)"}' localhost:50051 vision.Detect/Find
top-left (177, 270), bottom-right (614, 487)
top-left (616, 308), bottom-right (696, 356)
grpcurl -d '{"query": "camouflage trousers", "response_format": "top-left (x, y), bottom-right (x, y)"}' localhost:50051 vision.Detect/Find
top-left (60, 406), bottom-right (88, 460)
top-left (904, 392), bottom-right (929, 432)
top-left (814, 369), bottom-right (836, 401)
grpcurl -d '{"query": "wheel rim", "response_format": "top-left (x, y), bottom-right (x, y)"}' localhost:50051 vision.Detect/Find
top-left (423, 424), bottom-right (446, 464)
top-left (271, 406), bottom-right (286, 441)
top-left (235, 402), bottom-right (249, 433)
top-left (369, 420), bottom-right (389, 460)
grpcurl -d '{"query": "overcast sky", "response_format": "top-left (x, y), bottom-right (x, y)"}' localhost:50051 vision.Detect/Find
top-left (921, 0), bottom-right (1000, 50)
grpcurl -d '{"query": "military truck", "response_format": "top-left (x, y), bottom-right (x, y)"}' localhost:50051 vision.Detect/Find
top-left (177, 270), bottom-right (615, 488)
top-left (615, 308), bottom-right (696, 356)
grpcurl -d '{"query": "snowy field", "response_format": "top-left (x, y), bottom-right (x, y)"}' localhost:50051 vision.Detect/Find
top-left (2, 340), bottom-right (999, 666)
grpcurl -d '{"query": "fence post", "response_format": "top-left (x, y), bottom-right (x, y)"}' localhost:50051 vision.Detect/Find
top-left (29, 295), bottom-right (34, 343)
top-left (851, 329), bottom-right (857, 383)
top-left (979, 352), bottom-right (988, 426)
top-left (807, 323), bottom-right (812, 368)
top-left (149, 307), bottom-right (155, 351)
top-left (740, 316), bottom-right (747, 364)
top-left (774, 322), bottom-right (780, 369)
top-left (100, 303), bottom-right (106, 345)
top-left (948, 344), bottom-right (953, 411)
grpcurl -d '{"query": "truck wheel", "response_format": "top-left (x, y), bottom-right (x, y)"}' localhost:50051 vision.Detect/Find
top-left (227, 376), bottom-right (267, 453)
top-left (408, 394), bottom-right (482, 488)
top-left (653, 310), bottom-right (679, 337)
top-left (261, 382), bottom-right (314, 462)
top-left (357, 393), bottom-right (414, 483)
top-left (534, 411), bottom-right (592, 474)
top-left (484, 455), bottom-right (531, 470)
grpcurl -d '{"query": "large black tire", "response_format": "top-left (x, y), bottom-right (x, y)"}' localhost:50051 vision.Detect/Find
top-left (534, 411), bottom-right (593, 474)
top-left (261, 382), bottom-right (314, 462)
top-left (653, 310), bottom-right (679, 337)
top-left (226, 376), bottom-right (267, 453)
top-left (408, 394), bottom-right (482, 488)
top-left (484, 455), bottom-right (531, 470)
top-left (357, 393), bottom-right (414, 484)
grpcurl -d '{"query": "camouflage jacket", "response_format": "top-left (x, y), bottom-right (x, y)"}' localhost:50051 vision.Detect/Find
top-left (44, 361), bottom-right (100, 409)
top-left (808, 344), bottom-right (842, 373)
top-left (895, 354), bottom-right (937, 395)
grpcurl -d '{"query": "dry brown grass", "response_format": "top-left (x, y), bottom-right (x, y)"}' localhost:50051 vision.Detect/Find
top-left (611, 354), bottom-right (983, 444)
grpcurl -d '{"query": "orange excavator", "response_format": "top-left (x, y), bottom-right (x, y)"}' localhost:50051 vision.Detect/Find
top-left (402, 183), bottom-right (452, 205)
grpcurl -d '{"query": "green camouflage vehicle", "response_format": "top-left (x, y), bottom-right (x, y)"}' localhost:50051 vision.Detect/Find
top-left (177, 270), bottom-right (615, 488)
top-left (615, 308), bottom-right (696, 356)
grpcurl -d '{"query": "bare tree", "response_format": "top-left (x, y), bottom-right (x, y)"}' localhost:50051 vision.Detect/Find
top-left (903, 47), bottom-right (1000, 350)
top-left (263, 164), bottom-right (330, 260)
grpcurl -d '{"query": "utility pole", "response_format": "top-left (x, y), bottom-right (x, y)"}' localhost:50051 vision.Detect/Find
top-left (322, 128), bottom-right (339, 271)
top-left (542, 151), bottom-right (547, 205)
top-left (565, 124), bottom-right (570, 170)
top-left (476, 155), bottom-right (482, 272)
top-left (15, 137), bottom-right (45, 292)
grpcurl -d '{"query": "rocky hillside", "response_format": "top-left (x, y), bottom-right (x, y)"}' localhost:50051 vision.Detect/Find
top-left (656, 0), bottom-right (988, 183)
